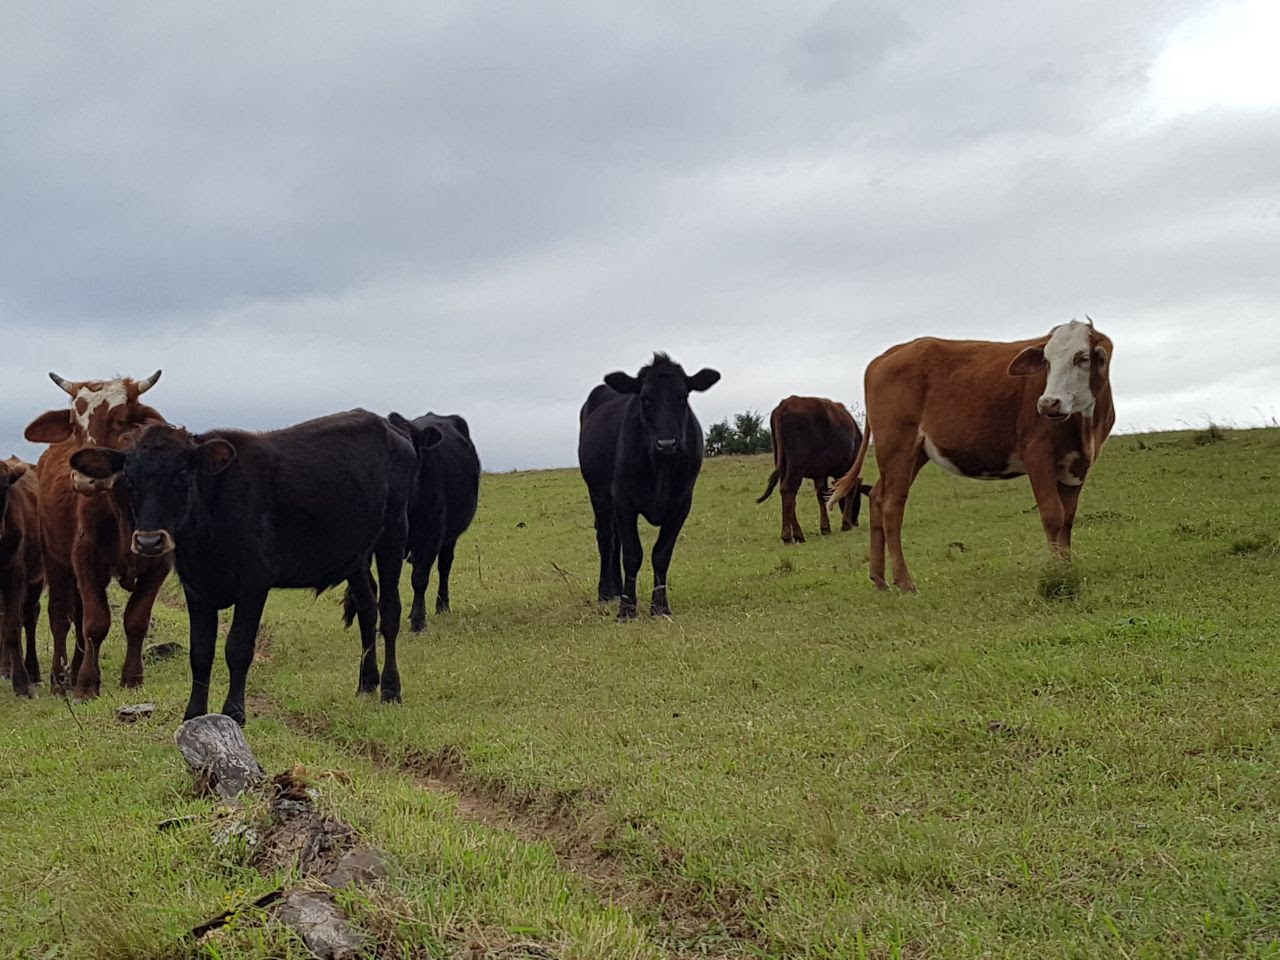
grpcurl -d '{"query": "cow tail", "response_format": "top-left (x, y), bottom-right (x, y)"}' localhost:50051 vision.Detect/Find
top-left (755, 407), bottom-right (785, 503)
top-left (827, 415), bottom-right (871, 508)
top-left (341, 586), bottom-right (357, 629)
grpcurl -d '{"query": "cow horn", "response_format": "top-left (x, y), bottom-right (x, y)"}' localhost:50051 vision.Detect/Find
top-left (136, 369), bottom-right (162, 394)
top-left (1085, 314), bottom-right (1094, 327)
top-left (49, 371), bottom-right (76, 396)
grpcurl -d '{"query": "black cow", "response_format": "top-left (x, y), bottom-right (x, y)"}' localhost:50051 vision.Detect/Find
top-left (69, 410), bottom-right (417, 724)
top-left (578, 353), bottom-right (720, 620)
top-left (398, 413), bottom-right (481, 633)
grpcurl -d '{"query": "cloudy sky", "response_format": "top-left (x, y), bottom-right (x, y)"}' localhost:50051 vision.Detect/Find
top-left (3, 0), bottom-right (1277, 469)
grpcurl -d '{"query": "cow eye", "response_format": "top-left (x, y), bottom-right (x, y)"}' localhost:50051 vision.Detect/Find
top-left (1074, 352), bottom-right (1088, 366)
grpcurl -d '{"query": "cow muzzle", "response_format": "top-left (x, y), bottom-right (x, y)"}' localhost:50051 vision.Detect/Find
top-left (132, 529), bottom-right (175, 557)
top-left (1037, 396), bottom-right (1069, 421)
top-left (654, 438), bottom-right (679, 456)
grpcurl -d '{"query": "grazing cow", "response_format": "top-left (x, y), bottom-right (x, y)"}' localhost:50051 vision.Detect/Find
top-left (578, 353), bottom-right (720, 620)
top-left (829, 319), bottom-right (1115, 591)
top-left (24, 371), bottom-right (171, 698)
top-left (756, 395), bottom-right (872, 543)
top-left (70, 410), bottom-right (418, 724)
top-left (0, 458), bottom-right (44, 697)
top-left (398, 414), bottom-right (481, 633)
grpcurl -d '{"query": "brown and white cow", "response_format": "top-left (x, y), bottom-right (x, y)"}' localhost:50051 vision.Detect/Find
top-left (829, 319), bottom-right (1115, 591)
top-left (24, 371), bottom-right (173, 698)
top-left (756, 396), bottom-right (871, 543)
top-left (0, 457), bottom-right (44, 697)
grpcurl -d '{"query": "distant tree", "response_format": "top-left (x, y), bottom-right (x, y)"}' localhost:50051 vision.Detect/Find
top-left (705, 409), bottom-right (772, 456)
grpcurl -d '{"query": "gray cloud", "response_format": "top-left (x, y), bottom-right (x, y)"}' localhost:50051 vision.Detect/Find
top-left (3, 0), bottom-right (1277, 468)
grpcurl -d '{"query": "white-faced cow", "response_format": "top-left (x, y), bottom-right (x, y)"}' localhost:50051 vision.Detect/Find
top-left (829, 319), bottom-right (1115, 591)
top-left (24, 371), bottom-right (171, 698)
top-left (756, 395), bottom-right (872, 543)
top-left (70, 410), bottom-right (418, 724)
top-left (578, 353), bottom-right (720, 620)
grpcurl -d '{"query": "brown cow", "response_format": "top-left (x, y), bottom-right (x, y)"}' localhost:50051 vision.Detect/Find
top-left (24, 371), bottom-right (172, 698)
top-left (0, 457), bottom-right (44, 697)
top-left (756, 396), bottom-right (871, 543)
top-left (829, 319), bottom-right (1115, 591)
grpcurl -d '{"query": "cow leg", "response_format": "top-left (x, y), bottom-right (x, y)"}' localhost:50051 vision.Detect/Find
top-left (881, 449), bottom-right (928, 593)
top-left (867, 482), bottom-right (888, 589)
top-left (1027, 465), bottom-right (1067, 557)
top-left (350, 567), bottom-right (381, 693)
top-left (590, 491), bottom-right (619, 602)
top-left (22, 582), bottom-right (42, 684)
top-left (374, 537), bottom-right (407, 703)
top-left (408, 559), bottom-right (432, 634)
top-left (183, 590), bottom-right (219, 721)
top-left (435, 539), bottom-right (456, 614)
top-left (841, 485), bottom-right (861, 530)
top-left (120, 563), bottom-right (168, 688)
top-left (1056, 482), bottom-right (1083, 554)
top-left (780, 478), bottom-right (804, 543)
top-left (650, 497), bottom-right (692, 617)
top-left (220, 590), bottom-right (268, 725)
top-left (616, 510), bottom-right (643, 621)
top-left (2, 579), bottom-right (31, 696)
top-left (815, 479), bottom-right (833, 535)
top-left (45, 564), bottom-right (76, 693)
top-left (73, 567), bottom-right (113, 701)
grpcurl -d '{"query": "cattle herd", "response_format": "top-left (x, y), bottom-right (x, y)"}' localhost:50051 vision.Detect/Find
top-left (0, 320), bottom-right (1114, 723)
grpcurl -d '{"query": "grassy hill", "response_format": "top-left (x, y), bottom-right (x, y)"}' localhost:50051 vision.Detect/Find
top-left (2, 427), bottom-right (1279, 959)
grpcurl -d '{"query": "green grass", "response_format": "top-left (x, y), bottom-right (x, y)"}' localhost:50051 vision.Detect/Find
top-left (3, 427), bottom-right (1280, 958)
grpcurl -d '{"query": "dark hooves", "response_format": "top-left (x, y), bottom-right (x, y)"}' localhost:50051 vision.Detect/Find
top-left (380, 688), bottom-right (402, 704)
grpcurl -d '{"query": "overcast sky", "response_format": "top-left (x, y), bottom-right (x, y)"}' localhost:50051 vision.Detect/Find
top-left (3, 0), bottom-right (1277, 469)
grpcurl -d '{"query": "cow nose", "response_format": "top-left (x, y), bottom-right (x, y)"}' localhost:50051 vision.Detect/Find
top-left (132, 531), bottom-right (168, 556)
top-left (1038, 396), bottom-right (1063, 416)
top-left (655, 438), bottom-right (678, 454)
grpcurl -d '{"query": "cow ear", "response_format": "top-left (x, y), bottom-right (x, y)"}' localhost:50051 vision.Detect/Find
top-left (6, 461), bottom-right (28, 480)
top-left (686, 368), bottom-right (721, 392)
top-left (1092, 345), bottom-right (1109, 370)
top-left (25, 410), bottom-right (74, 443)
top-left (419, 425), bottom-right (443, 450)
top-left (1008, 347), bottom-right (1046, 377)
top-left (193, 439), bottom-right (236, 475)
top-left (604, 371), bottom-right (641, 394)
top-left (70, 447), bottom-right (125, 479)
top-left (860, 483), bottom-right (873, 496)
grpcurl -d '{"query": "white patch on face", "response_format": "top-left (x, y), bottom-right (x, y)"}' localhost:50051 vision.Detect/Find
top-left (1040, 320), bottom-right (1096, 417)
top-left (73, 380), bottom-right (129, 442)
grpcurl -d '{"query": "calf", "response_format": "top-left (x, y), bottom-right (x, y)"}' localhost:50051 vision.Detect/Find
top-left (578, 353), bottom-right (720, 619)
top-left (0, 458), bottom-right (44, 697)
top-left (70, 410), bottom-right (418, 724)
top-left (756, 395), bottom-right (871, 543)
top-left (24, 371), bottom-right (171, 698)
top-left (829, 319), bottom-right (1115, 591)
top-left (399, 414), bottom-right (481, 633)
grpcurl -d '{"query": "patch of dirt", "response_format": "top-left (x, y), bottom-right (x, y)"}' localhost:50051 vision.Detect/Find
top-left (271, 705), bottom-right (767, 958)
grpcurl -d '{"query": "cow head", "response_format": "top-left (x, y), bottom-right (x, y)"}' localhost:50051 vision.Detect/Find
top-left (387, 413), bottom-right (444, 455)
top-left (1008, 319), bottom-right (1111, 421)
top-left (69, 424), bottom-right (236, 557)
top-left (24, 370), bottom-right (164, 447)
top-left (603, 353), bottom-right (721, 457)
top-left (0, 457), bottom-right (30, 533)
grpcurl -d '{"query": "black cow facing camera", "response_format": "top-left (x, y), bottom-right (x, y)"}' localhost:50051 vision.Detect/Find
top-left (578, 352), bottom-right (720, 620)
top-left (70, 410), bottom-right (417, 724)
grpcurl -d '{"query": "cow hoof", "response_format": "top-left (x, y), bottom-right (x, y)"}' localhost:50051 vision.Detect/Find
top-left (617, 603), bottom-right (638, 622)
top-left (11, 683), bottom-right (33, 699)
top-left (357, 683), bottom-right (379, 696)
top-left (870, 578), bottom-right (890, 592)
top-left (380, 687), bottom-right (402, 704)
top-left (408, 619), bottom-right (426, 634)
top-left (650, 606), bottom-right (673, 619)
top-left (841, 523), bottom-right (854, 531)
top-left (222, 709), bottom-right (247, 727)
top-left (820, 528), bottom-right (832, 536)
top-left (121, 674), bottom-right (144, 690)
top-left (435, 601), bottom-right (450, 614)
top-left (73, 685), bottom-right (100, 702)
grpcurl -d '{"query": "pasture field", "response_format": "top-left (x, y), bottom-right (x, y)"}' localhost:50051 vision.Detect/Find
top-left (2, 427), bottom-right (1280, 959)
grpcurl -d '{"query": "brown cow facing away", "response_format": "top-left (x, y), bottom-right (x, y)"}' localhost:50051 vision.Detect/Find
top-left (756, 396), bottom-right (871, 543)
top-left (829, 319), bottom-right (1115, 591)
top-left (24, 371), bottom-right (172, 698)
top-left (0, 457), bottom-right (44, 697)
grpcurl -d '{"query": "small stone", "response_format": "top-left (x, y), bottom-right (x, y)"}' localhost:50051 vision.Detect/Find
top-left (144, 641), bottom-right (184, 661)
top-left (116, 703), bottom-right (157, 722)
